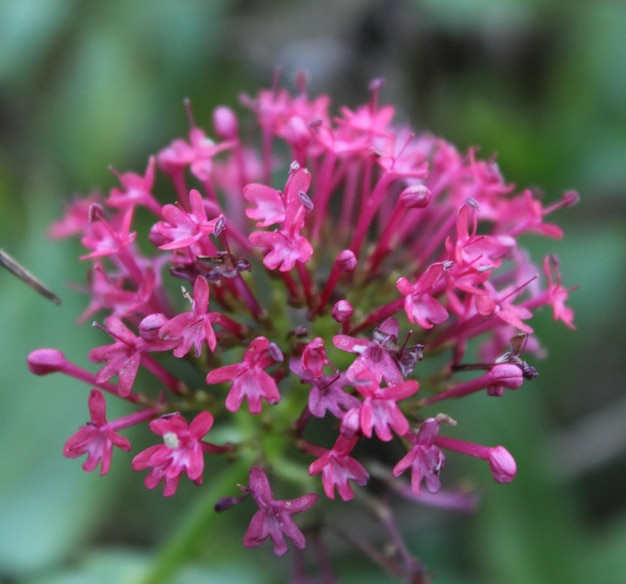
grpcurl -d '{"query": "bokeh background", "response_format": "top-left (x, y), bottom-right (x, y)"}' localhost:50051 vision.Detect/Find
top-left (1, 1), bottom-right (625, 582)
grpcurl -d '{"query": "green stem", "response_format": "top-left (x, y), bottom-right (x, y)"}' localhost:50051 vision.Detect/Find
top-left (138, 461), bottom-right (249, 584)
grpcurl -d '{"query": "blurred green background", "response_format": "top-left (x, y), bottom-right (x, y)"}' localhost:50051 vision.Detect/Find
top-left (1, 1), bottom-right (625, 582)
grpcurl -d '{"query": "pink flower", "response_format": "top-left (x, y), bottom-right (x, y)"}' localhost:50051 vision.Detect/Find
top-left (309, 435), bottom-right (369, 501)
top-left (89, 317), bottom-right (144, 397)
top-left (343, 371), bottom-right (419, 441)
top-left (131, 411), bottom-right (223, 497)
top-left (157, 101), bottom-right (235, 182)
top-left (475, 281), bottom-right (534, 334)
top-left (396, 262), bottom-right (449, 329)
top-left (333, 325), bottom-right (404, 386)
top-left (247, 164), bottom-right (313, 271)
top-left (449, 203), bottom-right (513, 271)
top-left (289, 360), bottom-right (359, 419)
top-left (300, 337), bottom-right (330, 377)
top-left (79, 262), bottom-right (156, 322)
top-left (107, 156), bottom-right (161, 215)
top-left (80, 206), bottom-right (136, 260)
top-left (63, 389), bottom-right (132, 475)
top-left (393, 418), bottom-right (445, 495)
top-left (49, 192), bottom-right (102, 239)
top-left (206, 337), bottom-right (282, 414)
top-left (159, 276), bottom-right (217, 357)
top-left (543, 255), bottom-right (576, 329)
top-left (243, 466), bottom-right (319, 556)
top-left (153, 189), bottom-right (224, 251)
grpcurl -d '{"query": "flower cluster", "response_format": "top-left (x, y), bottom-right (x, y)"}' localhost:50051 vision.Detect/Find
top-left (28, 77), bottom-right (577, 580)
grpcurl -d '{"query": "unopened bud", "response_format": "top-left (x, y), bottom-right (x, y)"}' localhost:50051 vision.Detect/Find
top-left (400, 185), bottom-right (431, 209)
top-left (213, 106), bottom-right (238, 139)
top-left (488, 363), bottom-right (524, 389)
top-left (563, 190), bottom-right (580, 206)
top-left (139, 313), bottom-right (168, 342)
top-left (336, 250), bottom-right (357, 272)
top-left (332, 300), bottom-right (353, 323)
top-left (27, 349), bottom-right (66, 375)
top-left (488, 446), bottom-right (517, 483)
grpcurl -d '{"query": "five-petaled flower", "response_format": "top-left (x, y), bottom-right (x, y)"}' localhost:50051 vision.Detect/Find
top-left (89, 317), bottom-right (145, 397)
top-left (243, 466), bottom-right (319, 556)
top-left (152, 189), bottom-right (224, 251)
top-left (131, 411), bottom-right (225, 497)
top-left (308, 435), bottom-right (369, 501)
top-left (396, 262), bottom-right (449, 329)
top-left (341, 370), bottom-right (419, 441)
top-left (159, 276), bottom-right (217, 357)
top-left (393, 418), bottom-right (446, 495)
top-left (206, 336), bottom-right (282, 414)
top-left (63, 389), bottom-right (132, 475)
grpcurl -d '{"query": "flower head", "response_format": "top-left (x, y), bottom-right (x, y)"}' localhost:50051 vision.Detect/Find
top-left (29, 78), bottom-right (577, 579)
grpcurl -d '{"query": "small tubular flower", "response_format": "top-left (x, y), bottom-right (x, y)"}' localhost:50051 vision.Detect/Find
top-left (206, 336), bottom-right (282, 414)
top-left (396, 262), bottom-right (449, 329)
top-left (308, 435), bottom-right (369, 500)
top-left (345, 371), bottom-right (419, 441)
top-left (393, 418), bottom-right (445, 495)
top-left (63, 389), bottom-right (132, 475)
top-left (131, 411), bottom-right (223, 497)
top-left (247, 164), bottom-right (313, 271)
top-left (153, 189), bottom-right (224, 251)
top-left (243, 466), bottom-right (319, 556)
top-left (158, 276), bottom-right (217, 357)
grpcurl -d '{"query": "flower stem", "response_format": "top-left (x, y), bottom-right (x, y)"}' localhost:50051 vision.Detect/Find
top-left (137, 461), bottom-right (249, 584)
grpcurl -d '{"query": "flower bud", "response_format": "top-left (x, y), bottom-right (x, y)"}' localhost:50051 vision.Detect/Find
top-left (563, 190), bottom-right (580, 207)
top-left (27, 348), bottom-right (66, 375)
top-left (336, 250), bottom-right (357, 272)
top-left (488, 363), bottom-right (524, 389)
top-left (487, 446), bottom-right (517, 483)
top-left (213, 106), bottom-right (238, 139)
top-left (400, 185), bottom-right (431, 209)
top-left (332, 300), bottom-right (353, 323)
top-left (139, 313), bottom-right (168, 342)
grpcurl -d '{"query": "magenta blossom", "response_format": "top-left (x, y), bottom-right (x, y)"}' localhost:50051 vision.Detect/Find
top-left (243, 466), bottom-right (319, 556)
top-left (159, 276), bottom-right (217, 357)
top-left (289, 358), bottom-right (360, 419)
top-left (64, 389), bottom-right (133, 475)
top-left (153, 189), bottom-right (224, 251)
top-left (342, 370), bottom-right (419, 441)
top-left (89, 317), bottom-right (144, 397)
top-left (396, 262), bottom-right (449, 329)
top-left (247, 164), bottom-right (314, 271)
top-left (206, 336), bottom-right (282, 414)
top-left (393, 418), bottom-right (445, 495)
top-left (308, 435), bottom-right (369, 501)
top-left (131, 411), bottom-right (225, 497)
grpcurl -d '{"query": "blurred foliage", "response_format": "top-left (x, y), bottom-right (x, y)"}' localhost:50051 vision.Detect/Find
top-left (1, 0), bottom-right (625, 582)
